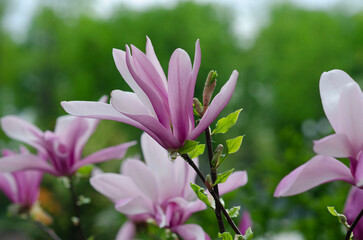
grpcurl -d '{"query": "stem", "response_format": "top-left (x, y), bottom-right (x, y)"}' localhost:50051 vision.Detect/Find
top-left (69, 177), bottom-right (86, 240)
top-left (27, 214), bottom-right (62, 240)
top-left (345, 208), bottom-right (363, 240)
top-left (181, 153), bottom-right (241, 235)
top-left (205, 128), bottom-right (225, 233)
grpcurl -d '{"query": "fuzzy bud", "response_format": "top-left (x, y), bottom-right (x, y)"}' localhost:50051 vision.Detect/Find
top-left (202, 70), bottom-right (218, 114)
top-left (193, 98), bottom-right (204, 117)
top-left (211, 144), bottom-right (224, 169)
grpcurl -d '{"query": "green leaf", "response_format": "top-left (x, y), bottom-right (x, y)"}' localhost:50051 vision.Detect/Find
top-left (327, 206), bottom-right (338, 216)
top-left (213, 168), bottom-right (234, 186)
top-left (77, 164), bottom-right (94, 176)
top-left (218, 232), bottom-right (233, 240)
top-left (243, 227), bottom-right (253, 240)
top-left (178, 140), bottom-right (199, 154)
top-left (190, 183), bottom-right (212, 208)
top-left (189, 144), bottom-right (205, 159)
top-left (227, 205), bottom-right (240, 218)
top-left (212, 109), bottom-right (242, 135)
top-left (234, 235), bottom-right (244, 240)
top-left (226, 136), bottom-right (244, 154)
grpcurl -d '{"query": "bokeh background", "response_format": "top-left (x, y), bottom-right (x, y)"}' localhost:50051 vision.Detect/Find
top-left (1, 0), bottom-right (363, 239)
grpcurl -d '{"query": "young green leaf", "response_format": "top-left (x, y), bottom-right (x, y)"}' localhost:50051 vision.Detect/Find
top-left (77, 164), bottom-right (94, 176)
top-left (178, 140), bottom-right (199, 154)
top-left (189, 144), bottom-right (205, 159)
top-left (227, 205), bottom-right (240, 218)
top-left (226, 136), bottom-right (244, 154)
top-left (190, 183), bottom-right (212, 209)
top-left (213, 168), bottom-right (234, 186)
top-left (218, 232), bottom-right (233, 240)
top-left (243, 227), bottom-right (253, 240)
top-left (234, 235), bottom-right (244, 240)
top-left (212, 109), bottom-right (242, 135)
top-left (327, 206), bottom-right (338, 216)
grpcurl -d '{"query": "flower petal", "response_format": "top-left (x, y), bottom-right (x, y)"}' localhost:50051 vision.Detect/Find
top-left (219, 171), bottom-right (248, 196)
top-left (354, 152), bottom-right (363, 187)
top-left (313, 133), bottom-right (354, 158)
top-left (274, 155), bottom-right (355, 197)
top-left (344, 187), bottom-right (363, 240)
top-left (145, 36), bottom-right (168, 88)
top-left (1, 116), bottom-right (43, 150)
top-left (190, 70), bottom-right (238, 140)
top-left (0, 154), bottom-right (56, 175)
top-left (116, 221), bottom-right (136, 240)
top-left (121, 159), bottom-right (159, 203)
top-left (113, 48), bottom-right (155, 114)
top-left (115, 196), bottom-right (151, 215)
top-left (239, 211), bottom-right (252, 235)
top-left (172, 224), bottom-right (207, 240)
top-left (168, 48), bottom-right (192, 143)
top-left (90, 173), bottom-right (142, 203)
top-left (336, 82), bottom-right (363, 156)
top-left (72, 141), bottom-right (136, 173)
top-left (110, 90), bottom-right (154, 116)
top-left (0, 173), bottom-right (17, 202)
top-left (319, 70), bottom-right (359, 131)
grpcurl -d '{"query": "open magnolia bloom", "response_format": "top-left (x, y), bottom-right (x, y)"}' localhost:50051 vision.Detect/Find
top-left (61, 37), bottom-right (238, 150)
top-left (91, 133), bottom-right (248, 240)
top-left (344, 187), bottom-right (363, 239)
top-left (0, 101), bottom-right (136, 176)
top-left (0, 147), bottom-right (43, 209)
top-left (275, 70), bottom-right (363, 197)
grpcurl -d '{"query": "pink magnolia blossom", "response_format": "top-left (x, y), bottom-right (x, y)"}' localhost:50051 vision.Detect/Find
top-left (344, 187), bottom-right (363, 239)
top-left (0, 147), bottom-right (43, 208)
top-left (91, 133), bottom-right (248, 240)
top-left (0, 104), bottom-right (136, 176)
top-left (61, 37), bottom-right (238, 150)
top-left (275, 70), bottom-right (363, 197)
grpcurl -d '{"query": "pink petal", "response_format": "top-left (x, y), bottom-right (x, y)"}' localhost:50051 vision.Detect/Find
top-left (113, 48), bottom-right (155, 114)
top-left (239, 211), bottom-right (252, 235)
top-left (145, 36), bottom-right (168, 88)
top-left (168, 48), bottom-right (192, 143)
top-left (0, 154), bottom-right (56, 175)
top-left (354, 152), bottom-right (363, 187)
top-left (121, 159), bottom-right (160, 203)
top-left (116, 221), bottom-right (136, 240)
top-left (110, 90), bottom-right (154, 116)
top-left (90, 173), bottom-right (142, 203)
top-left (61, 101), bottom-right (143, 128)
top-left (319, 70), bottom-right (358, 131)
top-left (186, 39), bottom-right (201, 129)
top-left (1, 116), bottom-right (43, 150)
top-left (313, 133), bottom-right (354, 158)
top-left (140, 133), bottom-right (176, 201)
top-left (72, 141), bottom-right (136, 173)
top-left (344, 187), bottom-right (363, 240)
top-left (336, 82), bottom-right (363, 156)
top-left (115, 196), bottom-right (152, 215)
top-left (131, 45), bottom-right (168, 104)
top-left (274, 155), bottom-right (355, 197)
top-left (219, 171), bottom-right (248, 196)
top-left (125, 45), bottom-right (170, 128)
top-left (0, 173), bottom-right (17, 202)
top-left (172, 224), bottom-right (207, 240)
top-left (190, 70), bottom-right (238, 140)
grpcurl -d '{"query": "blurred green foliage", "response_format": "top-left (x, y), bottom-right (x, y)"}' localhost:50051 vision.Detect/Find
top-left (0, 0), bottom-right (362, 239)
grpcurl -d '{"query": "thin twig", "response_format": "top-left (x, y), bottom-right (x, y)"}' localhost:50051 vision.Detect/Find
top-left (181, 153), bottom-right (241, 235)
top-left (345, 208), bottom-right (363, 240)
top-left (28, 214), bottom-right (62, 240)
top-left (69, 177), bottom-right (86, 240)
top-left (205, 128), bottom-right (225, 233)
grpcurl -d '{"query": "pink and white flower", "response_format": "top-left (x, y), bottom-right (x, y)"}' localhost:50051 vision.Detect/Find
top-left (91, 133), bottom-right (248, 240)
top-left (0, 99), bottom-right (135, 176)
top-left (61, 37), bottom-right (238, 150)
top-left (275, 70), bottom-right (363, 197)
top-left (0, 147), bottom-right (43, 208)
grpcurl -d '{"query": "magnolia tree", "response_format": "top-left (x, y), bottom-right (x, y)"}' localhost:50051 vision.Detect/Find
top-left (0, 38), bottom-right (362, 240)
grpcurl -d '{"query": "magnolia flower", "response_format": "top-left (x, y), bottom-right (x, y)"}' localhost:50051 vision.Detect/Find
top-left (275, 70), bottom-right (363, 197)
top-left (91, 133), bottom-right (248, 240)
top-left (0, 147), bottom-right (43, 208)
top-left (61, 37), bottom-right (238, 150)
top-left (344, 187), bottom-right (363, 239)
top-left (0, 106), bottom-right (136, 176)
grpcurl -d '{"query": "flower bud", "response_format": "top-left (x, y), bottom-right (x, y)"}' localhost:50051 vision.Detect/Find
top-left (193, 98), bottom-right (204, 117)
top-left (211, 144), bottom-right (224, 169)
top-left (202, 70), bottom-right (218, 114)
